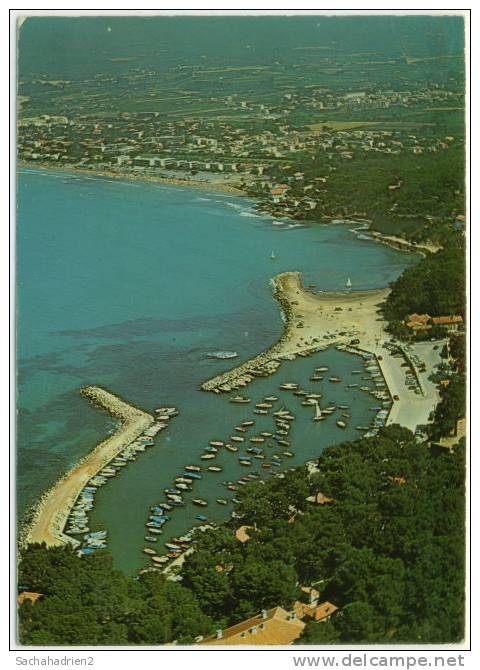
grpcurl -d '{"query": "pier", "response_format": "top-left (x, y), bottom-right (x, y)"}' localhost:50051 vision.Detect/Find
top-left (21, 386), bottom-right (154, 549)
top-left (201, 272), bottom-right (387, 394)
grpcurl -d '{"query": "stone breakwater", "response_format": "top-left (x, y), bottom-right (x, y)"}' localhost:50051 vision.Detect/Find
top-left (200, 272), bottom-right (327, 394)
top-left (20, 386), bottom-right (154, 549)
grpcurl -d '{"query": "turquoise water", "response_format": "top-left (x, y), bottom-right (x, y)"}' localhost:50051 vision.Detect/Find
top-left (17, 168), bottom-right (417, 572)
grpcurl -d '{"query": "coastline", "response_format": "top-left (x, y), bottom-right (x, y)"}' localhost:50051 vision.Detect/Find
top-left (201, 271), bottom-right (441, 431)
top-left (18, 161), bottom-right (437, 256)
top-left (20, 386), bottom-right (154, 549)
top-left (18, 161), bottom-right (246, 196)
top-left (201, 272), bottom-right (390, 393)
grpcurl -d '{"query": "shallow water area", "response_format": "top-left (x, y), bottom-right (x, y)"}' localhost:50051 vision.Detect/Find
top-left (17, 168), bottom-right (417, 571)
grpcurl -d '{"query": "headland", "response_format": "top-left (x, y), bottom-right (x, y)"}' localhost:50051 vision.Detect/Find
top-left (21, 386), bottom-right (154, 548)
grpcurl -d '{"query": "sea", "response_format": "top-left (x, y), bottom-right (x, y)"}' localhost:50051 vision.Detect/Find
top-left (17, 168), bottom-right (418, 573)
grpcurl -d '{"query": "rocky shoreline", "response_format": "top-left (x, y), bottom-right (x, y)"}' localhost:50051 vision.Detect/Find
top-left (200, 272), bottom-right (329, 394)
top-left (20, 386), bottom-right (154, 550)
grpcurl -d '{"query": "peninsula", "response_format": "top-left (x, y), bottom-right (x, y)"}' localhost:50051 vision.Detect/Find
top-left (21, 386), bottom-right (154, 548)
top-left (202, 272), bottom-right (442, 431)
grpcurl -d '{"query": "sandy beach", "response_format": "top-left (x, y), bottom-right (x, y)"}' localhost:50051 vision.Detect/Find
top-left (18, 161), bottom-right (246, 195)
top-left (202, 271), bottom-right (441, 431)
top-left (21, 386), bottom-right (154, 548)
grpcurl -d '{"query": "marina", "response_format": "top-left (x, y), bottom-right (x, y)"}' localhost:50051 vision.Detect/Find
top-left (18, 169), bottom-right (426, 573)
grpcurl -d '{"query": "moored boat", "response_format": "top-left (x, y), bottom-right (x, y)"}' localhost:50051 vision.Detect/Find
top-left (192, 498), bottom-right (208, 506)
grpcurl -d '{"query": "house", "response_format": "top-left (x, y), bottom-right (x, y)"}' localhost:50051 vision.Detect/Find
top-left (294, 599), bottom-right (338, 623)
top-left (17, 591), bottom-right (43, 606)
top-left (306, 492), bottom-right (335, 505)
top-left (235, 525), bottom-right (253, 543)
top-left (430, 315), bottom-right (463, 332)
top-left (199, 606), bottom-right (305, 646)
top-left (405, 313), bottom-right (431, 332)
top-left (270, 187), bottom-right (287, 203)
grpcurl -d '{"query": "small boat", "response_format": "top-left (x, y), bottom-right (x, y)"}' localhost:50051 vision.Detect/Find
top-left (166, 493), bottom-right (183, 501)
top-left (165, 543), bottom-right (182, 551)
top-left (254, 409), bottom-right (268, 415)
top-left (225, 444), bottom-right (238, 452)
top-left (176, 483), bottom-right (190, 491)
top-left (239, 459), bottom-right (252, 466)
top-left (264, 396), bottom-right (278, 402)
top-left (230, 396), bottom-right (250, 404)
top-left (210, 441), bottom-right (224, 447)
top-left (151, 556), bottom-right (169, 565)
top-left (183, 472), bottom-right (202, 480)
top-left (338, 404), bottom-right (349, 409)
top-left (216, 498), bottom-right (228, 505)
top-left (148, 528), bottom-right (163, 535)
top-left (270, 250), bottom-right (276, 260)
top-left (242, 420), bottom-right (255, 427)
top-left (201, 453), bottom-right (216, 460)
top-left (256, 402), bottom-right (272, 409)
top-left (195, 514), bottom-right (209, 522)
top-left (280, 382), bottom-right (298, 390)
top-left (316, 367), bottom-right (329, 373)
top-left (250, 436), bottom-right (265, 443)
top-left (192, 498), bottom-right (208, 506)
top-left (260, 432), bottom-right (273, 437)
top-left (145, 535), bottom-right (158, 542)
top-left (185, 465), bottom-right (201, 472)
top-left (207, 351), bottom-right (238, 360)
top-left (207, 465), bottom-right (223, 472)
top-left (231, 435), bottom-right (244, 442)
top-left (227, 484), bottom-right (238, 491)
top-left (346, 277), bottom-right (352, 289)
top-left (336, 420), bottom-right (347, 428)
top-left (143, 547), bottom-right (157, 556)
top-left (205, 446), bottom-right (218, 453)
top-left (262, 463), bottom-right (272, 469)
top-left (329, 377), bottom-right (341, 383)
top-left (235, 426), bottom-right (247, 433)
top-left (283, 451), bottom-right (294, 457)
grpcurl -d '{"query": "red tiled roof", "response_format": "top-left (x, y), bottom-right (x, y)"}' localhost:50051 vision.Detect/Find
top-left (200, 606), bottom-right (305, 646)
top-left (17, 591), bottom-right (43, 606)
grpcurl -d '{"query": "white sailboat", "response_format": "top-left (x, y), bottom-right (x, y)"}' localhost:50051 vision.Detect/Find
top-left (313, 400), bottom-right (324, 422)
top-left (346, 277), bottom-right (352, 289)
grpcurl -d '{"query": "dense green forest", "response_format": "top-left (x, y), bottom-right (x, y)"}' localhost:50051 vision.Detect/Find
top-left (382, 240), bottom-right (465, 328)
top-left (18, 425), bottom-right (465, 646)
top-left (248, 143), bottom-right (465, 244)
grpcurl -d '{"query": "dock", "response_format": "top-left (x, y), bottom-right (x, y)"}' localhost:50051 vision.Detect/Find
top-left (201, 273), bottom-right (329, 394)
top-left (21, 386), bottom-right (154, 549)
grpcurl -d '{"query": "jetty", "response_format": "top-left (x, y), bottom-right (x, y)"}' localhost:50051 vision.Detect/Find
top-left (201, 272), bottom-right (387, 394)
top-left (21, 386), bottom-right (154, 548)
